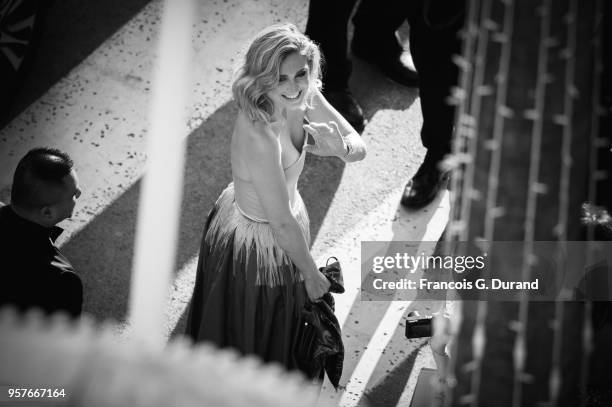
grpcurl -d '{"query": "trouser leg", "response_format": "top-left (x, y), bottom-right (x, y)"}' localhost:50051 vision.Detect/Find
top-left (305, 0), bottom-right (358, 91)
top-left (351, 0), bottom-right (408, 57)
top-left (407, 0), bottom-right (465, 159)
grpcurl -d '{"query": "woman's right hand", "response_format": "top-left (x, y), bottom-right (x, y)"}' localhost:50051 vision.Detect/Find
top-left (303, 270), bottom-right (331, 301)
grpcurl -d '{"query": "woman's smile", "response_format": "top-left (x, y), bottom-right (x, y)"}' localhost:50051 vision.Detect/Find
top-left (282, 89), bottom-right (302, 101)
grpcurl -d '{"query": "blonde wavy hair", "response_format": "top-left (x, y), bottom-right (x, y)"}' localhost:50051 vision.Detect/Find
top-left (232, 23), bottom-right (322, 123)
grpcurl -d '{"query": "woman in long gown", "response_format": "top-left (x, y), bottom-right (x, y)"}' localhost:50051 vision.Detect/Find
top-left (185, 23), bottom-right (366, 371)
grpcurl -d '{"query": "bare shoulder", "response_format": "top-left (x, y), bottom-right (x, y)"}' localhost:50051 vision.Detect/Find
top-left (234, 112), bottom-right (278, 157)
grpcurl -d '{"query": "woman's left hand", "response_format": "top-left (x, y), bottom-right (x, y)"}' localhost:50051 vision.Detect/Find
top-left (303, 121), bottom-right (347, 157)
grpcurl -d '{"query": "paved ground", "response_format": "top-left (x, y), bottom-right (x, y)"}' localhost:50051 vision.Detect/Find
top-left (0, 1), bottom-right (450, 405)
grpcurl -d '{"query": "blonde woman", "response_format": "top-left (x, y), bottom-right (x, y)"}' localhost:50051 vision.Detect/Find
top-left (185, 23), bottom-right (366, 371)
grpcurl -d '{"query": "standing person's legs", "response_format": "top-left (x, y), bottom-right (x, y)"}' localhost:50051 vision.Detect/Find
top-left (351, 0), bottom-right (418, 87)
top-left (351, 0), bottom-right (406, 57)
top-left (305, 0), bottom-right (365, 130)
top-left (305, 0), bottom-right (357, 92)
top-left (401, 0), bottom-right (465, 209)
top-left (412, 0), bottom-right (463, 158)
top-left (418, 57), bottom-right (456, 160)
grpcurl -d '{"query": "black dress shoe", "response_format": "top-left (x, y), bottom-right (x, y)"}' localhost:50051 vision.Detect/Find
top-left (351, 42), bottom-right (419, 88)
top-left (324, 89), bottom-right (365, 132)
top-left (401, 158), bottom-right (448, 209)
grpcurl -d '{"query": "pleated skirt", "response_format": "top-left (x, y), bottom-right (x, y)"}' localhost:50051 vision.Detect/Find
top-left (185, 183), bottom-right (310, 370)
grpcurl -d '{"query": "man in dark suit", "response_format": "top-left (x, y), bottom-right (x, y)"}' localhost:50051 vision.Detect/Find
top-left (0, 147), bottom-right (83, 317)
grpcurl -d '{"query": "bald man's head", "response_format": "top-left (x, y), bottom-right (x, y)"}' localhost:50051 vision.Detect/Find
top-left (11, 148), bottom-right (81, 227)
